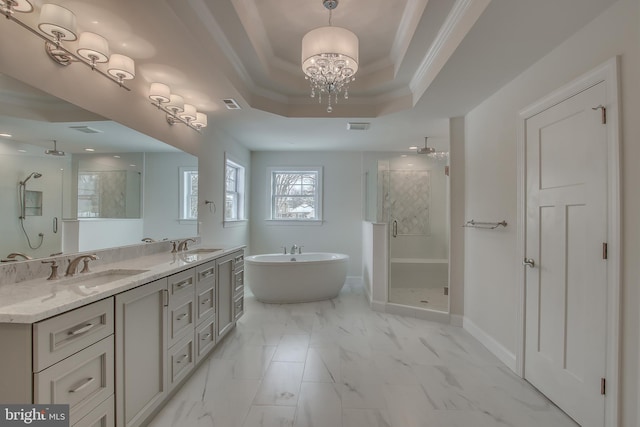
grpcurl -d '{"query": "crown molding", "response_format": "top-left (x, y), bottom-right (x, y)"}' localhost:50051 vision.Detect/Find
top-left (409, 0), bottom-right (491, 104)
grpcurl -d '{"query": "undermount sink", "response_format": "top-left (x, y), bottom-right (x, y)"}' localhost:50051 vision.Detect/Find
top-left (184, 248), bottom-right (223, 255)
top-left (65, 269), bottom-right (149, 286)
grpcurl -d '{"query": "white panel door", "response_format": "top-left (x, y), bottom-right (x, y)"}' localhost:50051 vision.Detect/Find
top-left (524, 81), bottom-right (607, 427)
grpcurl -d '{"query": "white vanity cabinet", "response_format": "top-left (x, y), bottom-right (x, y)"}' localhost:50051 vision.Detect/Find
top-left (0, 297), bottom-right (116, 427)
top-left (233, 252), bottom-right (245, 321)
top-left (166, 269), bottom-right (196, 391)
top-left (115, 278), bottom-right (168, 427)
top-left (0, 247), bottom-right (244, 427)
top-left (216, 253), bottom-right (235, 340)
top-left (195, 261), bottom-right (216, 363)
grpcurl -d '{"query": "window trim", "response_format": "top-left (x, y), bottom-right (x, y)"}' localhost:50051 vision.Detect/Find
top-left (266, 166), bottom-right (323, 223)
top-left (179, 166), bottom-right (198, 221)
top-left (223, 154), bottom-right (247, 227)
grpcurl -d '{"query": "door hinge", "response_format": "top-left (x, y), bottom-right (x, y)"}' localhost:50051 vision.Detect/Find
top-left (602, 242), bottom-right (608, 260)
top-left (592, 105), bottom-right (606, 124)
top-left (601, 378), bottom-right (606, 395)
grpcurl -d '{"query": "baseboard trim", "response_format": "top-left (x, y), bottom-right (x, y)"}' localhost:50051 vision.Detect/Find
top-left (463, 316), bottom-right (516, 372)
top-left (450, 314), bottom-right (464, 327)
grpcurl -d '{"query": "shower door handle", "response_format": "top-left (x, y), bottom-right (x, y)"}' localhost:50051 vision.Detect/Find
top-left (392, 220), bottom-right (398, 238)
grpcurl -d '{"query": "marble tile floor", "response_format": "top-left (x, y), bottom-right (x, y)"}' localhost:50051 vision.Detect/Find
top-left (388, 287), bottom-right (449, 312)
top-left (148, 281), bottom-right (577, 427)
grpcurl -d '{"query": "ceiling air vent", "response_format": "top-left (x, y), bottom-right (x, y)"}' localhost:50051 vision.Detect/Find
top-left (222, 99), bottom-right (241, 110)
top-left (69, 126), bottom-right (103, 134)
top-left (347, 122), bottom-right (370, 131)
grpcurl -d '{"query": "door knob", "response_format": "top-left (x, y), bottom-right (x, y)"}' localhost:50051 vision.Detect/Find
top-left (523, 258), bottom-right (535, 268)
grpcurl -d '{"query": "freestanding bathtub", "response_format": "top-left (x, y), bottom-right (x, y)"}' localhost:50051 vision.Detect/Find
top-left (245, 253), bottom-right (349, 303)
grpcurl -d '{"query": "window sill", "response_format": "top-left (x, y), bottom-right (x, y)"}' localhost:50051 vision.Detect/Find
top-left (178, 219), bottom-right (197, 225)
top-left (224, 219), bottom-right (248, 228)
top-left (264, 219), bottom-right (324, 226)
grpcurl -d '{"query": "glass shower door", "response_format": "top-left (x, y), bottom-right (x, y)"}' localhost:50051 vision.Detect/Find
top-left (382, 156), bottom-right (449, 312)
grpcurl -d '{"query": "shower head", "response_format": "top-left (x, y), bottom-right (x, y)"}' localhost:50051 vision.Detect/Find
top-left (20, 172), bottom-right (42, 185)
top-left (44, 140), bottom-right (65, 156)
top-left (416, 137), bottom-right (435, 155)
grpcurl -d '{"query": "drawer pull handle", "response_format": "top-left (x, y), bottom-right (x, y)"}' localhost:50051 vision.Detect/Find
top-left (68, 323), bottom-right (94, 336)
top-left (201, 333), bottom-right (211, 340)
top-left (176, 313), bottom-right (188, 321)
top-left (176, 280), bottom-right (191, 288)
top-left (201, 298), bottom-right (211, 305)
top-left (200, 270), bottom-right (214, 278)
top-left (176, 354), bottom-right (189, 364)
top-left (69, 377), bottom-right (95, 393)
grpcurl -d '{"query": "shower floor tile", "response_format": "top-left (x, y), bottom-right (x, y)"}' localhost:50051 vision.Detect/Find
top-left (388, 287), bottom-right (449, 312)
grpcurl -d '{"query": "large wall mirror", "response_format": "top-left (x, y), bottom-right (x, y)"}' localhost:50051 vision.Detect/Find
top-left (0, 74), bottom-right (198, 260)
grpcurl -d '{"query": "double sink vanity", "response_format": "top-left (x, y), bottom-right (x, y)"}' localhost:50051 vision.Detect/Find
top-left (0, 242), bottom-right (245, 427)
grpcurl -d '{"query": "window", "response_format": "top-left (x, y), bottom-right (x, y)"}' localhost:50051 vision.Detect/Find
top-left (269, 167), bottom-right (322, 221)
top-left (225, 157), bottom-right (246, 222)
top-left (179, 167), bottom-right (198, 220)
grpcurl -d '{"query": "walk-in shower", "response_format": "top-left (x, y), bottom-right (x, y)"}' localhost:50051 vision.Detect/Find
top-left (378, 150), bottom-right (450, 312)
top-left (18, 171), bottom-right (44, 249)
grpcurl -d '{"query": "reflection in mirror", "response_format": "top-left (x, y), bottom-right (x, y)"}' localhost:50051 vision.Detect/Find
top-left (0, 74), bottom-right (198, 260)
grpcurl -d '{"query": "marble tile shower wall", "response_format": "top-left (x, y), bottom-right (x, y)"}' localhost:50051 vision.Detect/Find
top-left (382, 170), bottom-right (431, 236)
top-left (0, 239), bottom-right (197, 286)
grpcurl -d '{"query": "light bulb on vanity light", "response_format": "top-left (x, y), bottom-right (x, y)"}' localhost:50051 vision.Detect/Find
top-left (166, 94), bottom-right (184, 115)
top-left (77, 32), bottom-right (109, 68)
top-left (38, 3), bottom-right (77, 43)
top-left (149, 83), bottom-right (171, 105)
top-left (0, 0), bottom-right (33, 14)
top-left (179, 104), bottom-right (197, 122)
top-left (107, 53), bottom-right (135, 85)
top-left (192, 112), bottom-right (208, 129)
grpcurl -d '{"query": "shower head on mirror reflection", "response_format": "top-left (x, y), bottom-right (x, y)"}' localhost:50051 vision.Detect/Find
top-left (20, 171), bottom-right (42, 185)
top-left (44, 140), bottom-right (65, 156)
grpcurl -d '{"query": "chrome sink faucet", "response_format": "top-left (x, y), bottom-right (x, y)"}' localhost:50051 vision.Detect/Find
top-left (66, 254), bottom-right (98, 277)
top-left (290, 244), bottom-right (298, 255)
top-left (177, 238), bottom-right (196, 251)
top-left (4, 252), bottom-right (33, 261)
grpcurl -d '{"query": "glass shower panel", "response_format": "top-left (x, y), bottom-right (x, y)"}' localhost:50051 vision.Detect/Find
top-left (382, 155), bottom-right (449, 312)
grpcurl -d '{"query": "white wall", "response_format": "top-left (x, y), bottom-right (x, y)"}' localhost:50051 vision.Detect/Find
top-left (143, 152), bottom-right (198, 240)
top-left (250, 151), bottom-right (363, 277)
top-left (463, 0), bottom-right (639, 425)
top-left (198, 128), bottom-right (251, 249)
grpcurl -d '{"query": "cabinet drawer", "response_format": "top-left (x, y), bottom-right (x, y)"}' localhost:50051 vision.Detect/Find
top-left (33, 298), bottom-right (114, 371)
top-left (233, 270), bottom-right (244, 296)
top-left (195, 316), bottom-right (215, 364)
top-left (233, 253), bottom-right (244, 270)
top-left (233, 296), bottom-right (244, 321)
top-left (72, 394), bottom-right (114, 427)
top-left (196, 286), bottom-right (215, 325)
top-left (196, 261), bottom-right (215, 291)
top-left (168, 335), bottom-right (194, 390)
top-left (167, 269), bottom-right (195, 304)
top-left (169, 299), bottom-right (194, 347)
top-left (34, 336), bottom-right (114, 425)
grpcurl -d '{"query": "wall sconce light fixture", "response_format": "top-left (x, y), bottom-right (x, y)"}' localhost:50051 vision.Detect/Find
top-left (1, 0), bottom-right (135, 90)
top-left (149, 83), bottom-right (208, 132)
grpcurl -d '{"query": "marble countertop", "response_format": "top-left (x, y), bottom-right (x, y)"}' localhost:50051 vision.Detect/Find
top-left (0, 246), bottom-right (244, 324)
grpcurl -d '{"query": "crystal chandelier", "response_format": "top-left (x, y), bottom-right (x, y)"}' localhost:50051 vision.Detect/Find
top-left (301, 0), bottom-right (359, 113)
